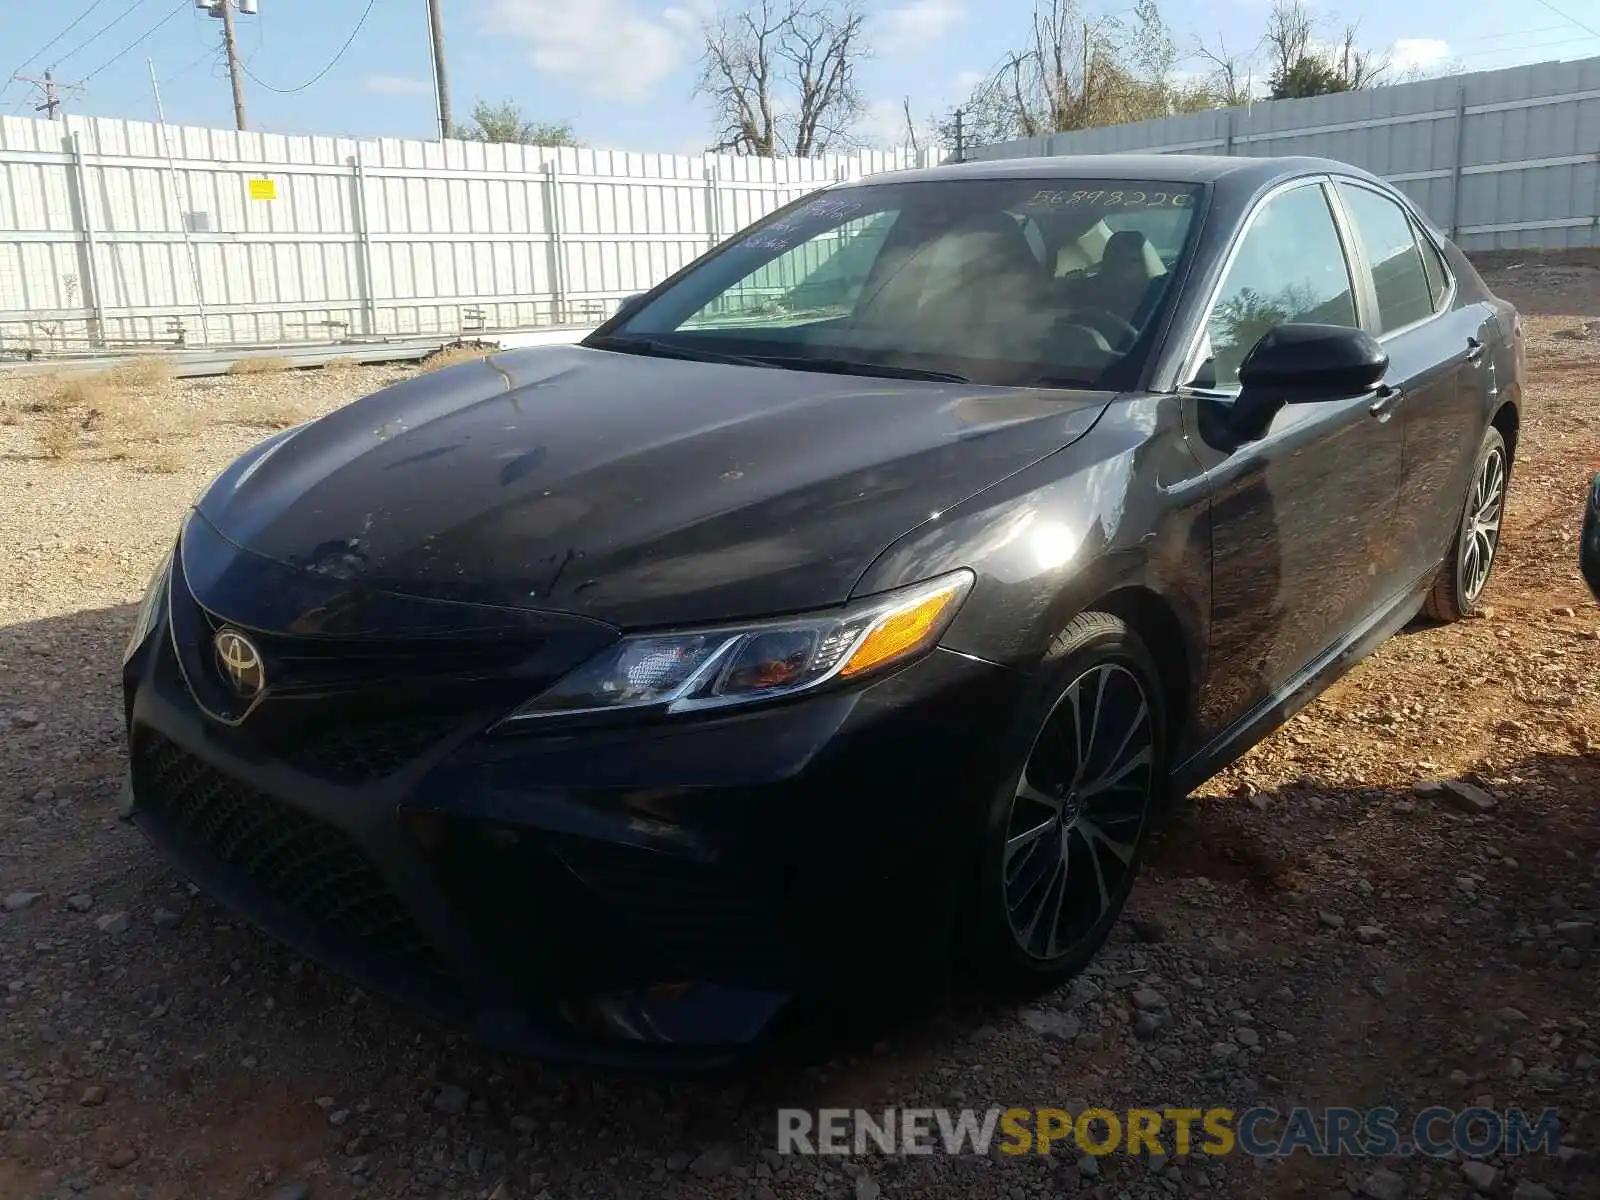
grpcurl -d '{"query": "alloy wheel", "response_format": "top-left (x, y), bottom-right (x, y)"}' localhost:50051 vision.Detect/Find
top-left (1002, 662), bottom-right (1155, 960)
top-left (1462, 446), bottom-right (1506, 605)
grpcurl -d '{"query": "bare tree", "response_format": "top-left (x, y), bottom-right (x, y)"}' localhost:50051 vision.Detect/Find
top-left (1335, 23), bottom-right (1389, 89)
top-left (1261, 0), bottom-right (1316, 87)
top-left (950, 0), bottom-right (1209, 145)
top-left (901, 96), bottom-right (920, 155)
top-left (696, 0), bottom-right (868, 157)
top-left (1195, 34), bottom-right (1254, 107)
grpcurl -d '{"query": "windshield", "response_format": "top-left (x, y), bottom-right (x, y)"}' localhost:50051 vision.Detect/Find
top-left (598, 178), bottom-right (1204, 388)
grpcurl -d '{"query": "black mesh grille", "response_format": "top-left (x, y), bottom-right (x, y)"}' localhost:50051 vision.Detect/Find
top-left (134, 732), bottom-right (446, 975)
top-left (554, 838), bottom-right (791, 985)
top-left (278, 714), bottom-right (465, 784)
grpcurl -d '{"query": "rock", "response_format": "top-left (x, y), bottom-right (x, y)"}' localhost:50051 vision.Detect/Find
top-left (1439, 780), bottom-right (1496, 814)
top-left (1558, 947), bottom-right (1582, 969)
top-left (1554, 920), bottom-right (1595, 949)
top-left (78, 1085), bottom-right (107, 1107)
top-left (1077, 1155), bottom-right (1100, 1179)
top-left (105, 1146), bottom-right (139, 1170)
top-left (1512, 1182), bottom-right (1554, 1200)
top-left (328, 1109), bottom-right (350, 1127)
top-left (689, 1143), bottom-right (737, 1178)
top-left (665, 1150), bottom-right (694, 1172)
top-left (95, 911), bottom-right (129, 935)
top-left (1318, 911), bottom-right (1346, 930)
top-left (1460, 1160), bottom-right (1497, 1191)
top-left (65, 894), bottom-right (92, 912)
top-left (152, 907), bottom-right (181, 929)
top-left (4, 891), bottom-right (43, 911)
top-left (1020, 1008), bottom-right (1081, 1042)
top-left (1495, 1006), bottom-right (1529, 1024)
top-left (1235, 1027), bottom-right (1261, 1048)
top-left (1356, 926), bottom-right (1386, 944)
top-left (855, 1176), bottom-right (882, 1200)
top-left (1130, 917), bottom-right (1166, 943)
top-left (11, 709), bottom-right (40, 728)
top-left (266, 1185), bottom-right (313, 1200)
top-left (1449, 1069), bottom-right (1470, 1087)
top-left (1413, 780), bottom-right (1446, 798)
top-left (1133, 1012), bottom-right (1162, 1041)
top-left (1130, 988), bottom-right (1166, 1012)
top-left (1360, 1168), bottom-right (1407, 1200)
top-left (433, 1084), bottom-right (469, 1114)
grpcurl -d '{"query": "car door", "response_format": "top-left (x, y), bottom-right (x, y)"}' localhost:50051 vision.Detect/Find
top-left (1181, 178), bottom-right (1405, 743)
top-left (1331, 180), bottom-right (1490, 579)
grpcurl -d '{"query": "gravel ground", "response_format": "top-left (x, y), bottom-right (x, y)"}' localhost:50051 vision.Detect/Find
top-left (1, 268), bottom-right (1598, 1200)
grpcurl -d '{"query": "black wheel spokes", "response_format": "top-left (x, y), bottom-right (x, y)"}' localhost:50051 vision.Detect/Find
top-left (1004, 663), bottom-right (1154, 960)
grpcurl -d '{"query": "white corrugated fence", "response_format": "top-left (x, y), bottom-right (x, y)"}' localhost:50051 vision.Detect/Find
top-left (0, 114), bottom-right (935, 355)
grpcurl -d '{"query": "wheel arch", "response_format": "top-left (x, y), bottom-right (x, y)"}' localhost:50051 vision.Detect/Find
top-left (1491, 398), bottom-right (1519, 467)
top-left (1090, 585), bottom-right (1198, 765)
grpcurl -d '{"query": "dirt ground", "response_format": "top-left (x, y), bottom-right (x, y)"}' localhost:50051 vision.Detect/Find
top-left (1, 263), bottom-right (1598, 1200)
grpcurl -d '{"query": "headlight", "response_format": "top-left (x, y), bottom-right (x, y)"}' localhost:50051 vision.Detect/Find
top-left (501, 570), bottom-right (974, 724)
top-left (122, 545), bottom-right (174, 665)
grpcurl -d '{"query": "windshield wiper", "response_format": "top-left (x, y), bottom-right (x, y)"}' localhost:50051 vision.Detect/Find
top-left (584, 335), bottom-right (775, 370)
top-left (747, 355), bottom-right (970, 384)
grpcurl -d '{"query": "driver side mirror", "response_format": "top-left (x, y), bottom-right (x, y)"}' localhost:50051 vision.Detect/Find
top-left (1230, 323), bottom-right (1389, 440)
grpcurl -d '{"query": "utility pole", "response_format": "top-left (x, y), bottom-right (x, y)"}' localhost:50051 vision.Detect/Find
top-left (13, 70), bottom-right (83, 120)
top-left (220, 0), bottom-right (247, 131)
top-left (426, 0), bottom-right (453, 139)
top-left (953, 108), bottom-right (965, 163)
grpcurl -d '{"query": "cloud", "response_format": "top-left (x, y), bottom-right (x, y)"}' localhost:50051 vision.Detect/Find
top-left (364, 74), bottom-right (433, 96)
top-left (1389, 37), bottom-right (1451, 72)
top-left (879, 0), bottom-right (964, 47)
top-left (478, 0), bottom-right (696, 101)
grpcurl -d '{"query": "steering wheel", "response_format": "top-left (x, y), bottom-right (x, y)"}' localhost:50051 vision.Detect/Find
top-left (1059, 305), bottom-right (1139, 347)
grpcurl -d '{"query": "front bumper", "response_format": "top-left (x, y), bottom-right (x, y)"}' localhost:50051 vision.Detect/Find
top-left (122, 593), bottom-right (1018, 1067)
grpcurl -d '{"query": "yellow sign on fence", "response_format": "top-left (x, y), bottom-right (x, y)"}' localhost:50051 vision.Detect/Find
top-left (248, 178), bottom-right (277, 201)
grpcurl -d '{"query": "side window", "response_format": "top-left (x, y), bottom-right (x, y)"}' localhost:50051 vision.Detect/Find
top-left (1199, 183), bottom-right (1358, 389)
top-left (1336, 183), bottom-right (1436, 333)
top-left (1414, 222), bottom-right (1452, 311)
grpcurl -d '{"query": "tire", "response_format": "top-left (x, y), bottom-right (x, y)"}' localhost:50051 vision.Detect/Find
top-left (964, 611), bottom-right (1168, 991)
top-left (1423, 427), bottom-right (1508, 622)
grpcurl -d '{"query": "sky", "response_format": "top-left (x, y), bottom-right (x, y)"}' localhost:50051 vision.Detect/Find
top-left (3, 0), bottom-right (1599, 154)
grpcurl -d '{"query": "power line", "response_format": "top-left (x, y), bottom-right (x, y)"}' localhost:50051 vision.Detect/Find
top-left (80, 0), bottom-right (193, 85)
top-left (238, 0), bottom-right (377, 94)
top-left (4, 0), bottom-right (115, 88)
top-left (1526, 0), bottom-right (1600, 39)
top-left (52, 0), bottom-right (156, 73)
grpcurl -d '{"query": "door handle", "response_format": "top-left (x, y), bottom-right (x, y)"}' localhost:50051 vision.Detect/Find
top-left (1369, 384), bottom-right (1404, 420)
top-left (1465, 337), bottom-right (1486, 364)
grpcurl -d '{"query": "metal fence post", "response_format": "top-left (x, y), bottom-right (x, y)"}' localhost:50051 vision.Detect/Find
top-left (67, 131), bottom-right (106, 348)
top-left (1225, 109), bottom-right (1237, 156)
top-left (1449, 84), bottom-right (1469, 240)
top-left (350, 149), bottom-right (378, 336)
top-left (545, 160), bottom-right (568, 325)
top-left (704, 163), bottom-right (721, 254)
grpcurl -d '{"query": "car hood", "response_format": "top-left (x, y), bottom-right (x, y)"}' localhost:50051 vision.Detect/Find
top-left (196, 346), bottom-right (1113, 627)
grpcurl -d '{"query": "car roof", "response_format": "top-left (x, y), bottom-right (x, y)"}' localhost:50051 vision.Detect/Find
top-left (843, 153), bottom-right (1388, 200)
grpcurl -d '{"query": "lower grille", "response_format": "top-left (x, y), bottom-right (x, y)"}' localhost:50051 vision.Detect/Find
top-left (555, 838), bottom-right (792, 985)
top-left (279, 713), bottom-right (465, 784)
top-left (133, 732), bottom-right (447, 975)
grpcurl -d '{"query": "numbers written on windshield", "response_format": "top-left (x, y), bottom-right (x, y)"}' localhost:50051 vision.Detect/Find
top-left (1025, 189), bottom-right (1195, 210)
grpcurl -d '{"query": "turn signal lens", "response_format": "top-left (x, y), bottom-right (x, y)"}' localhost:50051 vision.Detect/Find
top-left (839, 577), bottom-right (968, 678)
top-left (500, 569), bottom-right (974, 725)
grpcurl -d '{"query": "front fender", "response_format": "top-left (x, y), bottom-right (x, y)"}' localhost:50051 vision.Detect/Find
top-left (852, 394), bottom-right (1211, 679)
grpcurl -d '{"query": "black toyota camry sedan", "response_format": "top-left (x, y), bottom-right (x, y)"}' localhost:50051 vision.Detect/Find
top-left (122, 154), bottom-right (1523, 1065)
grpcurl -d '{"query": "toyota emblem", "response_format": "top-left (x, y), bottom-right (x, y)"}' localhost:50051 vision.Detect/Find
top-left (212, 628), bottom-right (266, 700)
